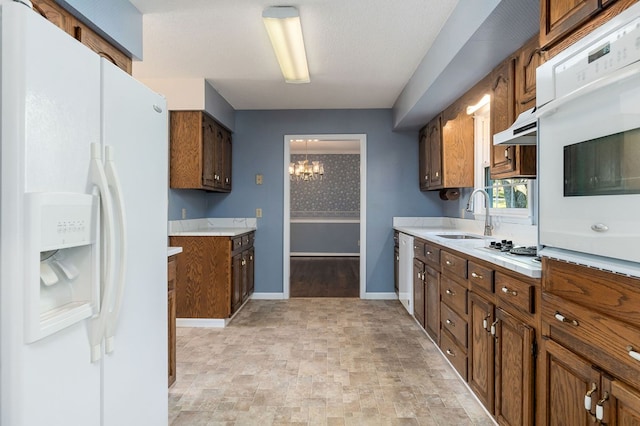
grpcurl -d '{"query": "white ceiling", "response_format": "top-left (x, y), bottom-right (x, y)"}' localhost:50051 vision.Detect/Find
top-left (129, 0), bottom-right (459, 111)
top-left (128, 0), bottom-right (539, 131)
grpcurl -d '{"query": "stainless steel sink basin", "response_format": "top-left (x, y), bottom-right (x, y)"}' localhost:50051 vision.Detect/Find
top-left (436, 234), bottom-right (483, 240)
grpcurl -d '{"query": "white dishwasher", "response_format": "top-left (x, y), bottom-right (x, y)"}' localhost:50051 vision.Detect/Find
top-left (398, 232), bottom-right (414, 314)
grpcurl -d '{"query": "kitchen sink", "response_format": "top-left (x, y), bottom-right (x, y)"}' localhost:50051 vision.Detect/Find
top-left (436, 234), bottom-right (483, 240)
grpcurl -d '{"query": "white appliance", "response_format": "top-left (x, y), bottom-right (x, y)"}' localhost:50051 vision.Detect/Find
top-left (0, 2), bottom-right (169, 425)
top-left (536, 0), bottom-right (640, 268)
top-left (398, 232), bottom-right (414, 314)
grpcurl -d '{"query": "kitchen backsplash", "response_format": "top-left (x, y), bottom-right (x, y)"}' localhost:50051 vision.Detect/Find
top-left (290, 154), bottom-right (360, 218)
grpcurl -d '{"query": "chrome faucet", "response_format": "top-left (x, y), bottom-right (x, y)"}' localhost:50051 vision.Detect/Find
top-left (466, 188), bottom-right (493, 236)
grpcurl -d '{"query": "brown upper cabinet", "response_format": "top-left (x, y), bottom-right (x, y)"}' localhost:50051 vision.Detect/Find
top-left (30, 0), bottom-right (132, 74)
top-left (541, 0), bottom-right (637, 54)
top-left (170, 111), bottom-right (233, 192)
top-left (490, 46), bottom-right (538, 180)
top-left (419, 103), bottom-right (474, 192)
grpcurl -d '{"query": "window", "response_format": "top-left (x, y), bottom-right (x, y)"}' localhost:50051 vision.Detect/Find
top-left (472, 103), bottom-right (534, 223)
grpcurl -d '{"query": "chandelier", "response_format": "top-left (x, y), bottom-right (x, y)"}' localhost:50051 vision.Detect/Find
top-left (289, 140), bottom-right (324, 181)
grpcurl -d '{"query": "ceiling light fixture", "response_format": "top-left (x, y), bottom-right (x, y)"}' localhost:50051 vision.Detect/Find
top-left (262, 6), bottom-right (310, 84)
top-left (289, 139), bottom-right (324, 181)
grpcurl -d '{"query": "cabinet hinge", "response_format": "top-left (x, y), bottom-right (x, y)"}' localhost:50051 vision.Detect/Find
top-left (532, 340), bottom-right (538, 358)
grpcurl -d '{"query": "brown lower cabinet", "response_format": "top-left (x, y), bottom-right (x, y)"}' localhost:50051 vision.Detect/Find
top-left (168, 255), bottom-right (177, 387)
top-left (169, 231), bottom-right (255, 319)
top-left (405, 239), bottom-right (541, 426)
top-left (539, 258), bottom-right (640, 425)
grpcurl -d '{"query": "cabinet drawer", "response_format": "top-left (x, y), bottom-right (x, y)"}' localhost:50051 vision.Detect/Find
top-left (441, 302), bottom-right (467, 349)
top-left (441, 275), bottom-right (467, 317)
top-left (231, 236), bottom-right (243, 251)
top-left (543, 293), bottom-right (640, 390)
top-left (424, 243), bottom-right (441, 269)
top-left (242, 234), bottom-right (251, 247)
top-left (496, 272), bottom-right (534, 315)
top-left (440, 329), bottom-right (467, 380)
top-left (543, 258), bottom-right (640, 325)
top-left (441, 250), bottom-right (467, 280)
top-left (468, 261), bottom-right (494, 295)
top-left (413, 239), bottom-right (425, 258)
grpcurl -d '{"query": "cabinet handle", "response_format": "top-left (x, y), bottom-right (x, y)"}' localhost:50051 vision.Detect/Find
top-left (445, 260), bottom-right (452, 266)
top-left (435, 172), bottom-right (439, 177)
top-left (225, 177), bottom-right (230, 184)
top-left (445, 289), bottom-right (455, 296)
top-left (504, 148), bottom-right (509, 159)
top-left (396, 255), bottom-right (399, 261)
top-left (554, 312), bottom-right (579, 327)
top-left (446, 349), bottom-right (455, 357)
top-left (482, 314), bottom-right (491, 331)
top-left (426, 250), bottom-right (432, 255)
top-left (596, 392), bottom-right (609, 421)
top-left (241, 259), bottom-right (246, 266)
top-left (414, 245), bottom-right (419, 249)
top-left (471, 272), bottom-right (483, 280)
top-left (585, 383), bottom-right (597, 411)
top-left (490, 320), bottom-right (499, 337)
top-left (626, 345), bottom-right (640, 362)
top-left (501, 286), bottom-right (517, 296)
top-left (249, 255), bottom-right (253, 261)
top-left (445, 319), bottom-right (455, 327)
top-left (425, 175), bottom-right (429, 181)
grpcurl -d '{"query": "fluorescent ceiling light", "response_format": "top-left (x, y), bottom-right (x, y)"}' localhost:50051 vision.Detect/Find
top-left (262, 6), bottom-right (310, 84)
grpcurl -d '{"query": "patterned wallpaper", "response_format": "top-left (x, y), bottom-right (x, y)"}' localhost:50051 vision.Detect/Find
top-left (290, 154), bottom-right (360, 218)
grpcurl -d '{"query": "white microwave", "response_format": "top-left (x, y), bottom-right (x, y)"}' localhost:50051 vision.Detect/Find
top-left (536, 1), bottom-right (640, 266)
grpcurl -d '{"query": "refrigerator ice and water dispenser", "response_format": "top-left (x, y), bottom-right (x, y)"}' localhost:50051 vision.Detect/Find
top-left (24, 192), bottom-right (100, 343)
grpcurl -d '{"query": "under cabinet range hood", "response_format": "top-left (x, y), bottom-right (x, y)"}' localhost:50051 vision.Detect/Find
top-left (493, 107), bottom-right (537, 145)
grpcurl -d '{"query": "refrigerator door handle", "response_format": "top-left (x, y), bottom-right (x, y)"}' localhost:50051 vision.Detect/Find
top-left (103, 145), bottom-right (127, 354)
top-left (88, 143), bottom-right (117, 362)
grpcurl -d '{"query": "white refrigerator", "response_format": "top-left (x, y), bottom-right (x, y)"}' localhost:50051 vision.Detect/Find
top-left (0, 2), bottom-right (169, 425)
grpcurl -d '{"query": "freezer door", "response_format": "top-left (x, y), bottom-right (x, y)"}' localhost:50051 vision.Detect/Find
top-left (100, 59), bottom-right (169, 426)
top-left (0, 3), bottom-right (101, 426)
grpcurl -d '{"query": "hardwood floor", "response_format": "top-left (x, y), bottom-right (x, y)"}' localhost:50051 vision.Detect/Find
top-left (290, 256), bottom-right (359, 297)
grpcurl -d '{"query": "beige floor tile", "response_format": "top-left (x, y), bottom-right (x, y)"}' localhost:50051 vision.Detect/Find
top-left (169, 299), bottom-right (494, 425)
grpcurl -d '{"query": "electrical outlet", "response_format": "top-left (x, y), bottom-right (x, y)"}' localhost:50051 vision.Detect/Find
top-left (256, 174), bottom-right (263, 185)
top-left (181, 208), bottom-right (187, 219)
top-left (256, 208), bottom-right (262, 218)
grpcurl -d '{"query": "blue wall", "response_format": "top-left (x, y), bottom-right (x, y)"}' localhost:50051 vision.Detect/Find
top-left (204, 109), bottom-right (444, 294)
top-left (168, 189), bottom-right (209, 220)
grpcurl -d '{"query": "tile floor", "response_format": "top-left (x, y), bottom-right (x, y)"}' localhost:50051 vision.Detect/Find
top-left (169, 299), bottom-right (495, 426)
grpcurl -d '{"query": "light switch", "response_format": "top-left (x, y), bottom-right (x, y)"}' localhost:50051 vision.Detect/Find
top-left (256, 208), bottom-right (262, 218)
top-left (256, 174), bottom-right (263, 185)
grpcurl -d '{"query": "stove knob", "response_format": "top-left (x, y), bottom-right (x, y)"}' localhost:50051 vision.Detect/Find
top-left (495, 243), bottom-right (502, 249)
top-left (501, 239), bottom-right (508, 244)
top-left (490, 242), bottom-right (496, 248)
top-left (507, 241), bottom-right (513, 246)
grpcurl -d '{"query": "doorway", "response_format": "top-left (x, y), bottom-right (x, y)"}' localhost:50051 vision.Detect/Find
top-left (283, 134), bottom-right (367, 299)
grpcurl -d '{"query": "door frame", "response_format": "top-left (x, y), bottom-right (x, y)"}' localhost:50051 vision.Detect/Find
top-left (283, 134), bottom-right (367, 299)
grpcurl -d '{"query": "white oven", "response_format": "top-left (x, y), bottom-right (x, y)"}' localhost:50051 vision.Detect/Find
top-left (536, 2), bottom-right (640, 265)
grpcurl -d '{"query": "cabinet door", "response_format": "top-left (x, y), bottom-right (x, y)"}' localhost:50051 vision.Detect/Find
top-left (201, 118), bottom-right (216, 189)
top-left (540, 0), bottom-right (599, 48)
top-left (394, 246), bottom-right (400, 295)
top-left (213, 124), bottom-right (225, 190)
top-left (495, 308), bottom-right (535, 426)
top-left (246, 247), bottom-right (255, 297)
top-left (515, 36), bottom-right (544, 116)
top-left (223, 129), bottom-right (232, 191)
top-left (542, 339), bottom-right (601, 425)
top-left (419, 127), bottom-right (430, 191)
top-left (72, 21), bottom-right (132, 74)
top-left (424, 266), bottom-right (440, 343)
top-left (31, 0), bottom-right (72, 34)
top-left (490, 59), bottom-right (516, 178)
top-left (413, 258), bottom-right (425, 328)
top-left (231, 252), bottom-right (243, 314)
top-left (428, 116), bottom-right (443, 188)
top-left (468, 292), bottom-right (495, 414)
top-left (606, 378), bottom-right (640, 425)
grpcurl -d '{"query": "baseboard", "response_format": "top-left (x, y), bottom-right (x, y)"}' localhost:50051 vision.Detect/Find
top-left (251, 292), bottom-right (285, 300)
top-left (363, 292), bottom-right (398, 300)
top-left (176, 318), bottom-right (228, 328)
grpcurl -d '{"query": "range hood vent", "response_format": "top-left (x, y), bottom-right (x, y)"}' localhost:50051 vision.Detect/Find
top-left (493, 107), bottom-right (537, 145)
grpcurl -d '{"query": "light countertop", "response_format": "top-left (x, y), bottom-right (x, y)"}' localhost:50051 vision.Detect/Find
top-left (168, 218), bottom-right (257, 237)
top-left (394, 217), bottom-right (541, 279)
top-left (167, 247), bottom-right (183, 257)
